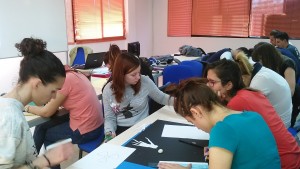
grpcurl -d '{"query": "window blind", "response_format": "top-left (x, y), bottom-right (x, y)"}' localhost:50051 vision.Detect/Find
top-left (167, 0), bottom-right (192, 37)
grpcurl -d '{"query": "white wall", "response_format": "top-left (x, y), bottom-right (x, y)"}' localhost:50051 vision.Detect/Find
top-left (152, 0), bottom-right (300, 55)
top-left (0, 52), bottom-right (67, 94)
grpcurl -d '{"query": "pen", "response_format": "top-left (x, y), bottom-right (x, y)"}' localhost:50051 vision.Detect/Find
top-left (178, 139), bottom-right (204, 148)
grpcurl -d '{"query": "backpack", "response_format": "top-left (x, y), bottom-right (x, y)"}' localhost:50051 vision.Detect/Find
top-left (179, 45), bottom-right (206, 57)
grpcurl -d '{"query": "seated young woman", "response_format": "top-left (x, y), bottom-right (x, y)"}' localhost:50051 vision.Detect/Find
top-left (233, 53), bottom-right (293, 128)
top-left (252, 42), bottom-right (300, 127)
top-left (103, 52), bottom-right (172, 142)
top-left (205, 59), bottom-right (300, 169)
top-left (0, 37), bottom-right (74, 169)
top-left (158, 78), bottom-right (280, 169)
top-left (27, 65), bottom-right (104, 159)
top-left (27, 65), bottom-right (104, 157)
top-left (104, 44), bottom-right (154, 84)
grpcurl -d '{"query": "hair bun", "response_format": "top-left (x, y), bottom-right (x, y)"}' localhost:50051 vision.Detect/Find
top-left (15, 37), bottom-right (47, 58)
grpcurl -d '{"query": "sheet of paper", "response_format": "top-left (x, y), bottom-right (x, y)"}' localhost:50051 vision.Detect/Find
top-left (159, 161), bottom-right (208, 169)
top-left (67, 143), bottom-right (136, 169)
top-left (92, 67), bottom-right (109, 75)
top-left (161, 125), bottom-right (209, 140)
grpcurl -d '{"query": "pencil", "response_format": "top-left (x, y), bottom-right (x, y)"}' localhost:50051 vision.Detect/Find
top-left (178, 139), bottom-right (204, 148)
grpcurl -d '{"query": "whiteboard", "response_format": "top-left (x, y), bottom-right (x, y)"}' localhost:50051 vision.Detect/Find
top-left (0, 0), bottom-right (68, 58)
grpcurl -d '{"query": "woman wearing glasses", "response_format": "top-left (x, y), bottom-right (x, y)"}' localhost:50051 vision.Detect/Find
top-left (158, 78), bottom-right (280, 169)
top-left (204, 59), bottom-right (300, 169)
top-left (210, 53), bottom-right (292, 128)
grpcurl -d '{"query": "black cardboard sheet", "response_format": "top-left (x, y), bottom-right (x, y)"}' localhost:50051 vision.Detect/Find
top-left (124, 120), bottom-right (209, 167)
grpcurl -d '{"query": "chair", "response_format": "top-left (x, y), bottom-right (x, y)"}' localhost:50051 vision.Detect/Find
top-left (72, 47), bottom-right (86, 67)
top-left (78, 133), bottom-right (104, 158)
top-left (288, 127), bottom-right (298, 137)
top-left (162, 64), bottom-right (197, 85)
top-left (179, 60), bottom-right (204, 77)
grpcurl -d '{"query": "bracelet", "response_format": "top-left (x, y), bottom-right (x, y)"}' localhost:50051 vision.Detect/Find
top-left (43, 154), bottom-right (51, 167)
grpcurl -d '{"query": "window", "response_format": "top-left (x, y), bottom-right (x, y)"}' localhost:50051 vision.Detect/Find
top-left (168, 0), bottom-right (300, 38)
top-left (65, 0), bottom-right (125, 43)
top-left (250, 0), bottom-right (300, 38)
top-left (167, 0), bottom-right (192, 36)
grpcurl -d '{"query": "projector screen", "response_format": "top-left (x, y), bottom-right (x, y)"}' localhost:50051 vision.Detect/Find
top-left (0, 0), bottom-right (68, 59)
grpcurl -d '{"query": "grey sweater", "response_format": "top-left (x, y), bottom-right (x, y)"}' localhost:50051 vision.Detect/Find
top-left (103, 75), bottom-right (172, 133)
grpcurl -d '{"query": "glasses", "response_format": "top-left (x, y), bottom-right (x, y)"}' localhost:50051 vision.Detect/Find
top-left (207, 79), bottom-right (221, 87)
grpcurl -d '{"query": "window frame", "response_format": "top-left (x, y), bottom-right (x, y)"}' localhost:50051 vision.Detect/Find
top-left (66, 0), bottom-right (126, 44)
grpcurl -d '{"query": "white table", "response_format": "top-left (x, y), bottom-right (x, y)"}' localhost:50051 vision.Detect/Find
top-left (66, 106), bottom-right (190, 169)
top-left (109, 106), bottom-right (189, 145)
top-left (174, 55), bottom-right (200, 62)
top-left (25, 112), bottom-right (50, 128)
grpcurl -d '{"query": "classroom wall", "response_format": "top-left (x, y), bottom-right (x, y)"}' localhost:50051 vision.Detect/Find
top-left (0, 0), bottom-right (153, 93)
top-left (152, 0), bottom-right (300, 55)
top-left (2, 0), bottom-right (300, 93)
top-left (0, 52), bottom-right (67, 94)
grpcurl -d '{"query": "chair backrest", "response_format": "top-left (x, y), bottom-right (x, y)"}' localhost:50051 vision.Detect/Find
top-left (163, 65), bottom-right (196, 85)
top-left (179, 60), bottom-right (204, 77)
top-left (72, 47), bottom-right (86, 66)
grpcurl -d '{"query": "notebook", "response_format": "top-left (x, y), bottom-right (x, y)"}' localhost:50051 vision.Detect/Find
top-left (84, 52), bottom-right (106, 69)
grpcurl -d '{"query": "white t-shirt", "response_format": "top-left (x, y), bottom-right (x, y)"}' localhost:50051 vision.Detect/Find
top-left (250, 67), bottom-right (292, 128)
top-left (0, 98), bottom-right (37, 168)
top-left (220, 51), bottom-right (233, 60)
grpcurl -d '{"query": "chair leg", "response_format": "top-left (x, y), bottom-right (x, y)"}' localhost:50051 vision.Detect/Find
top-left (79, 150), bottom-right (83, 159)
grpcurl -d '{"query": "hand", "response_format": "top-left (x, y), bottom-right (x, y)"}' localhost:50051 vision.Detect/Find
top-left (104, 131), bottom-right (116, 143)
top-left (132, 137), bottom-right (158, 149)
top-left (204, 146), bottom-right (209, 162)
top-left (43, 142), bottom-right (74, 166)
top-left (216, 90), bottom-right (226, 101)
top-left (158, 162), bottom-right (192, 169)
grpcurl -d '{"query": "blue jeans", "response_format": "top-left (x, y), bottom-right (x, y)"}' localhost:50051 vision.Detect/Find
top-left (33, 114), bottom-right (104, 169)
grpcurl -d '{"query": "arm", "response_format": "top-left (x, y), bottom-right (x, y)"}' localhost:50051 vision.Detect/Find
top-left (208, 147), bottom-right (233, 169)
top-left (284, 67), bottom-right (296, 96)
top-left (145, 76), bottom-right (173, 106)
top-left (26, 92), bottom-right (66, 117)
top-left (103, 84), bottom-right (117, 134)
top-left (18, 143), bottom-right (74, 169)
